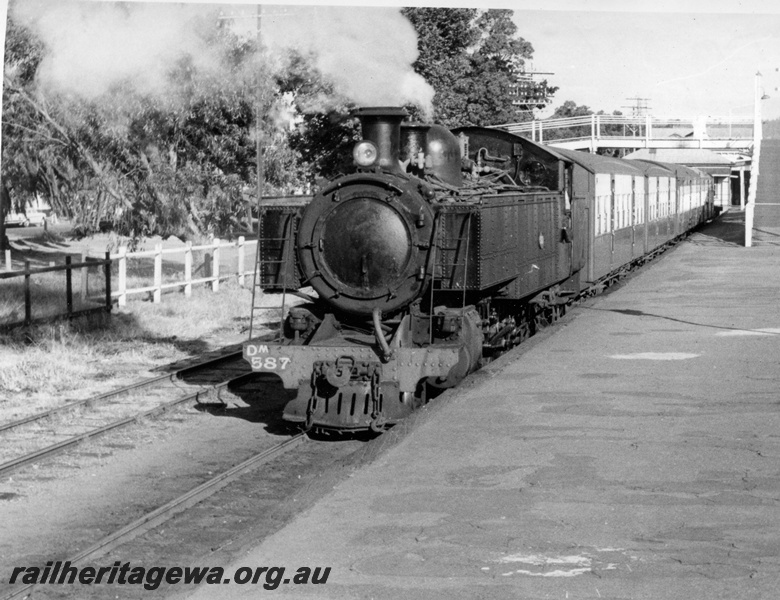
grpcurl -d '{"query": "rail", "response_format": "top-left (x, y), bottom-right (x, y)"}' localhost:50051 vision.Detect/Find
top-left (1, 434), bottom-right (306, 600)
top-left (0, 353), bottom-right (252, 478)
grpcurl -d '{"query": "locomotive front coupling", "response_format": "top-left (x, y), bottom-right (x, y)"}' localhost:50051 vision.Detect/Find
top-left (243, 307), bottom-right (482, 432)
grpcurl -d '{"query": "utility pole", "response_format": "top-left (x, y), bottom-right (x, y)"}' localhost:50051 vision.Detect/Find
top-left (621, 97), bottom-right (652, 117)
top-left (255, 4), bottom-right (264, 223)
top-left (0, 0), bottom-right (10, 253)
top-left (218, 6), bottom-right (266, 230)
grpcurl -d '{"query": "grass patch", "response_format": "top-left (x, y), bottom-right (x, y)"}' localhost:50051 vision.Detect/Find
top-left (0, 271), bottom-right (107, 325)
top-left (0, 280), bottom-right (261, 421)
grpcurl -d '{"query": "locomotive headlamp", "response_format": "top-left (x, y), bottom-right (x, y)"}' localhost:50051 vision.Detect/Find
top-left (353, 140), bottom-right (379, 167)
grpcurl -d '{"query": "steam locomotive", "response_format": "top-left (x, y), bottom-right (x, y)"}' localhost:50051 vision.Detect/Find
top-left (244, 107), bottom-right (714, 432)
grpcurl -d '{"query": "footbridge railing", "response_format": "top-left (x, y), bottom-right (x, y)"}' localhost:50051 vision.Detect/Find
top-left (496, 115), bottom-right (755, 152)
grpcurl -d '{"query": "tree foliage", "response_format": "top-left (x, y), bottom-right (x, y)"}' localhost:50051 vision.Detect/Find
top-left (1, 6), bottom-right (568, 246)
top-left (402, 8), bottom-right (555, 127)
top-left (2, 13), bottom-right (313, 245)
top-left (276, 51), bottom-right (360, 182)
top-left (550, 100), bottom-right (593, 120)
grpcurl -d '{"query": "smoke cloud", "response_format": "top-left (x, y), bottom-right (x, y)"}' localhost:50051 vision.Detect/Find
top-left (11, 1), bottom-right (224, 100)
top-left (10, 0), bottom-right (434, 114)
top-left (260, 5), bottom-right (434, 112)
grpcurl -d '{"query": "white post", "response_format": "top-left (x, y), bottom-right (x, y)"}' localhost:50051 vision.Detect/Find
top-left (746, 70), bottom-right (763, 247)
top-left (645, 115), bottom-right (651, 144)
top-left (153, 242), bottom-right (162, 302)
top-left (184, 241), bottom-right (192, 297)
top-left (4, 249), bottom-right (10, 271)
top-left (594, 115), bottom-right (601, 153)
top-left (739, 168), bottom-right (746, 210)
top-left (212, 238), bottom-right (220, 292)
top-left (238, 236), bottom-right (246, 287)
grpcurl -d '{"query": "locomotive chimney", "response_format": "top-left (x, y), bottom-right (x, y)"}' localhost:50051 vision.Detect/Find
top-left (354, 107), bottom-right (408, 174)
top-left (400, 123), bottom-right (430, 175)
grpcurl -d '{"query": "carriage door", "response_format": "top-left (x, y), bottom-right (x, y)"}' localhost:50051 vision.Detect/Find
top-left (567, 165), bottom-right (586, 273)
top-left (631, 177), bottom-right (636, 255)
top-left (610, 177), bottom-right (616, 267)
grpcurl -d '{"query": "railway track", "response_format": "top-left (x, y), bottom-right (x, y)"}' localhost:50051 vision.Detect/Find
top-left (1, 434), bottom-right (307, 600)
top-left (0, 346), bottom-right (254, 478)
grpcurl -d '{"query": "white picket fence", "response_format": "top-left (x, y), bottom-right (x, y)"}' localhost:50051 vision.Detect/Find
top-left (112, 236), bottom-right (258, 306)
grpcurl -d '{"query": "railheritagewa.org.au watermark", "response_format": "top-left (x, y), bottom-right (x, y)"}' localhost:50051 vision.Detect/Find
top-left (9, 561), bottom-right (331, 591)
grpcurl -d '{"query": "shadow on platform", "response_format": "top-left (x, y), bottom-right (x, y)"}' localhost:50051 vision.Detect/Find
top-left (751, 226), bottom-right (780, 246)
top-left (686, 209), bottom-right (745, 246)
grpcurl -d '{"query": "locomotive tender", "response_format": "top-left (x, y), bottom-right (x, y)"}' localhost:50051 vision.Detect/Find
top-left (244, 107), bottom-right (714, 432)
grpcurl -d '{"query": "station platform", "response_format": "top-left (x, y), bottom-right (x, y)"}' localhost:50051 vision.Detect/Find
top-left (755, 139), bottom-right (780, 231)
top-left (185, 211), bottom-right (780, 600)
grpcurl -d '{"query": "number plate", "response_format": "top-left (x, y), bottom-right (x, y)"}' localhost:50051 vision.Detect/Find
top-left (245, 344), bottom-right (291, 371)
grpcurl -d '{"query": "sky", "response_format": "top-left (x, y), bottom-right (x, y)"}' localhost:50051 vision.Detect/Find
top-left (3, 0), bottom-right (780, 121)
top-left (511, 1), bottom-right (780, 120)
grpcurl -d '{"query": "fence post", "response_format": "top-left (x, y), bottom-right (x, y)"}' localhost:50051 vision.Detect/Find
top-left (212, 238), bottom-right (220, 292)
top-left (105, 251), bottom-right (112, 313)
top-left (4, 249), bottom-right (10, 271)
top-left (118, 246), bottom-right (127, 307)
top-left (238, 236), bottom-right (245, 287)
top-left (65, 255), bottom-right (73, 317)
top-left (184, 241), bottom-right (192, 297)
top-left (81, 250), bottom-right (88, 300)
top-left (24, 260), bottom-right (31, 325)
top-left (153, 242), bottom-right (162, 303)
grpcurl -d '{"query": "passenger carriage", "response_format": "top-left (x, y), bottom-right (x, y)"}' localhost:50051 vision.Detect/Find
top-left (548, 148), bottom-right (713, 291)
top-left (551, 148), bottom-right (647, 284)
top-left (628, 159), bottom-right (714, 240)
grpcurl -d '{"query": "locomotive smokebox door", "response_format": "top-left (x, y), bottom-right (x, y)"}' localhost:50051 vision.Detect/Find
top-left (297, 176), bottom-right (434, 316)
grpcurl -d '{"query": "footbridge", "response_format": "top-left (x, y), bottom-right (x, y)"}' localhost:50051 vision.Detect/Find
top-left (496, 114), bottom-right (755, 155)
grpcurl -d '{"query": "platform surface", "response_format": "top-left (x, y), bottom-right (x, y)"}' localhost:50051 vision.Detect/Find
top-left (185, 211), bottom-right (780, 600)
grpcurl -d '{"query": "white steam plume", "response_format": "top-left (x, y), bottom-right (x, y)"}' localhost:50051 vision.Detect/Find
top-left (10, 1), bottom-right (434, 114)
top-left (12, 1), bottom-right (225, 101)
top-left (260, 5), bottom-right (434, 112)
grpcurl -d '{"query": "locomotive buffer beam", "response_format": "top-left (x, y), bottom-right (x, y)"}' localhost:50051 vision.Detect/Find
top-left (243, 342), bottom-right (461, 430)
